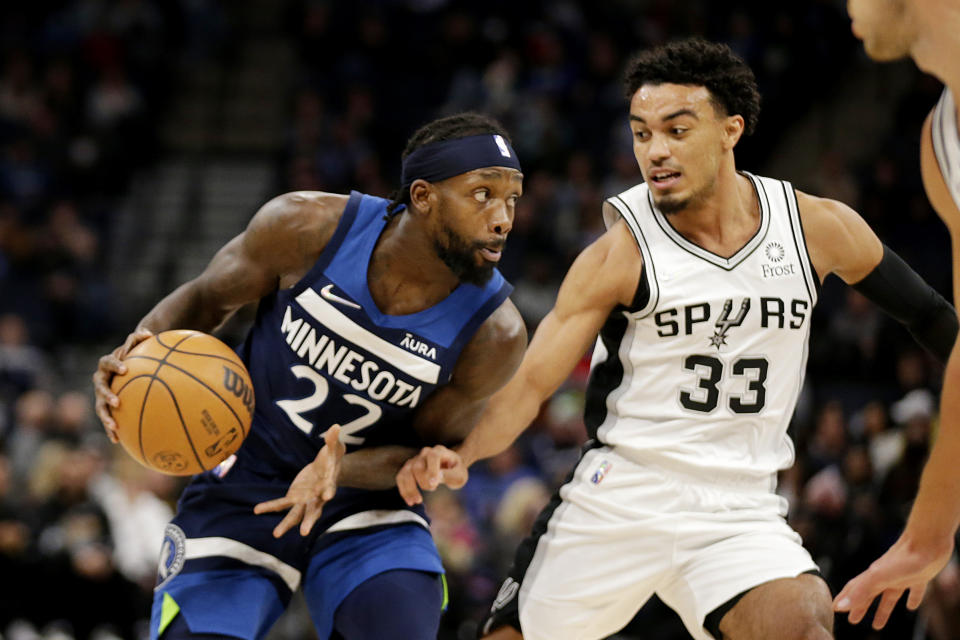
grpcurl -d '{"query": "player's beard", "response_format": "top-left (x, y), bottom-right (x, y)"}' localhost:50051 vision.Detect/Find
top-left (654, 173), bottom-right (717, 216)
top-left (434, 225), bottom-right (498, 286)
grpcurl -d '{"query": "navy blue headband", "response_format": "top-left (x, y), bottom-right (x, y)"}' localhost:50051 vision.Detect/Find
top-left (400, 134), bottom-right (521, 187)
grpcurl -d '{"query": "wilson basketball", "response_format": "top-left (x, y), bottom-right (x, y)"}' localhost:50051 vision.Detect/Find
top-left (109, 330), bottom-right (254, 475)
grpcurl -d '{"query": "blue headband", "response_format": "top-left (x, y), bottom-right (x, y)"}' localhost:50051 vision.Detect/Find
top-left (400, 134), bottom-right (521, 187)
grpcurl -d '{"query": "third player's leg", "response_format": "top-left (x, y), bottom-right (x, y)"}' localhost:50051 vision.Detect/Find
top-left (715, 573), bottom-right (833, 640)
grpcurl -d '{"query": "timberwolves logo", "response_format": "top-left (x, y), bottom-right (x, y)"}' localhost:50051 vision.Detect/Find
top-left (156, 523), bottom-right (186, 590)
top-left (709, 298), bottom-right (750, 349)
top-left (765, 242), bottom-right (785, 262)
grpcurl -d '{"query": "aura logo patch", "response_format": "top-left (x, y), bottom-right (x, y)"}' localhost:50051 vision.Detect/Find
top-left (156, 523), bottom-right (187, 590)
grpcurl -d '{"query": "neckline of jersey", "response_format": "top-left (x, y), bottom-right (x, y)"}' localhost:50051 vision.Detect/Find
top-left (354, 209), bottom-right (481, 326)
top-left (646, 171), bottom-right (771, 271)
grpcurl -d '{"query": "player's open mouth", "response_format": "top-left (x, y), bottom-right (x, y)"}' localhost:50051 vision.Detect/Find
top-left (480, 246), bottom-right (502, 262)
top-left (650, 169), bottom-right (681, 189)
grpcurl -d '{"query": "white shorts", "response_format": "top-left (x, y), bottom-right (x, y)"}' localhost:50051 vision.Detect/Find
top-left (510, 446), bottom-right (818, 640)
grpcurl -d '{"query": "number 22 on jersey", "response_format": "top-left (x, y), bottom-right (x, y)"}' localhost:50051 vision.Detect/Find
top-left (276, 365), bottom-right (382, 444)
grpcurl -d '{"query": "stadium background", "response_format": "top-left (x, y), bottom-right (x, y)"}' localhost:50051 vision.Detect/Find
top-left (0, 1), bottom-right (957, 639)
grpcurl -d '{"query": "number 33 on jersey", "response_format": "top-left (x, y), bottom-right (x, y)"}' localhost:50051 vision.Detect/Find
top-left (590, 174), bottom-right (817, 483)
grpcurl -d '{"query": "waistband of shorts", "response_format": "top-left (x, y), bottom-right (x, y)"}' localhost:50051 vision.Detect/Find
top-left (603, 447), bottom-right (779, 493)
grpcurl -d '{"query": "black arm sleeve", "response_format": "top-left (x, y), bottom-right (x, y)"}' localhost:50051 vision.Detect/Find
top-left (851, 244), bottom-right (958, 362)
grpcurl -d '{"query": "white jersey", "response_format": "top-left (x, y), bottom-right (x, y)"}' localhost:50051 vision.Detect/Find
top-left (932, 87), bottom-right (960, 209)
top-left (591, 173), bottom-right (818, 489)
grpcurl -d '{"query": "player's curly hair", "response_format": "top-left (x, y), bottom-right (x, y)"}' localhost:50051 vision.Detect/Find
top-left (386, 112), bottom-right (512, 216)
top-left (623, 38), bottom-right (761, 136)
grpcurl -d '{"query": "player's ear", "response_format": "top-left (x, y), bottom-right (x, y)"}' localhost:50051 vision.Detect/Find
top-left (408, 179), bottom-right (436, 216)
top-left (722, 114), bottom-right (745, 150)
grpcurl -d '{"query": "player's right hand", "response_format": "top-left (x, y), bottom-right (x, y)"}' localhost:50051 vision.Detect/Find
top-left (92, 327), bottom-right (154, 443)
top-left (834, 531), bottom-right (953, 629)
top-left (396, 445), bottom-right (469, 506)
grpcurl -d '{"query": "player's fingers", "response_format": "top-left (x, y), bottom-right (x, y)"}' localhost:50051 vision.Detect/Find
top-left (92, 373), bottom-right (120, 409)
top-left (122, 328), bottom-right (154, 355)
top-left (253, 496), bottom-right (294, 515)
top-left (98, 353), bottom-right (127, 377)
top-left (441, 463), bottom-right (469, 490)
top-left (94, 399), bottom-right (120, 443)
top-left (273, 504), bottom-right (304, 538)
top-left (871, 589), bottom-right (903, 630)
top-left (423, 449), bottom-right (443, 487)
top-left (905, 584), bottom-right (926, 610)
top-left (838, 584), bottom-right (874, 625)
top-left (323, 425), bottom-right (342, 451)
top-left (411, 453), bottom-right (437, 491)
top-left (300, 502), bottom-right (324, 536)
top-left (396, 461), bottom-right (423, 506)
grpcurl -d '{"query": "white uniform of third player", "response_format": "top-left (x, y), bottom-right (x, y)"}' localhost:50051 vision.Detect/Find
top-left (512, 173), bottom-right (821, 640)
top-left (932, 87), bottom-right (960, 208)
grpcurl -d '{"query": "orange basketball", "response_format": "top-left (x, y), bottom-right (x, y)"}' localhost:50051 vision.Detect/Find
top-left (109, 330), bottom-right (254, 475)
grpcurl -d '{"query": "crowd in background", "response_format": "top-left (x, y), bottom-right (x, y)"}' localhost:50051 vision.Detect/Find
top-left (0, 1), bottom-right (958, 639)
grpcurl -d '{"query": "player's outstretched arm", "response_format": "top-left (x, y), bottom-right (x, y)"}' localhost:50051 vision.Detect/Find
top-left (92, 191), bottom-right (347, 442)
top-left (834, 112), bottom-right (960, 629)
top-left (798, 188), bottom-right (960, 627)
top-left (397, 216), bottom-right (643, 505)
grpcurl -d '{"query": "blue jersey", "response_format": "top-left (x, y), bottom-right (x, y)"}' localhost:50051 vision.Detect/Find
top-left (232, 190), bottom-right (511, 529)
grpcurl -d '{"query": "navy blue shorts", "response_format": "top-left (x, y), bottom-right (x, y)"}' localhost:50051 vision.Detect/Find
top-left (150, 460), bottom-right (444, 640)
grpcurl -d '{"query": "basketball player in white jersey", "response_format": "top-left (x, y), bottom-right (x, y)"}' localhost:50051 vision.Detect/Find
top-left (835, 0), bottom-right (960, 629)
top-left (394, 39), bottom-right (958, 640)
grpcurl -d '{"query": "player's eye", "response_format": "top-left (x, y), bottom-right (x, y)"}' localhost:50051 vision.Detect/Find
top-left (671, 127), bottom-right (688, 135)
top-left (634, 130), bottom-right (650, 141)
top-left (473, 189), bottom-right (490, 202)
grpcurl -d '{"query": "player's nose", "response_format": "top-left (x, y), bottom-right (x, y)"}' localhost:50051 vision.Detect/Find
top-left (488, 201), bottom-right (513, 236)
top-left (647, 134), bottom-right (671, 162)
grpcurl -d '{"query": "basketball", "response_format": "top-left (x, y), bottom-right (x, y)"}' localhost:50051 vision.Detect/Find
top-left (109, 330), bottom-right (255, 476)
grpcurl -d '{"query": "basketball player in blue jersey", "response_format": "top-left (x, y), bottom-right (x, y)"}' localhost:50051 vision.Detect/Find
top-left (395, 40), bottom-right (958, 640)
top-left (834, 1), bottom-right (960, 629)
top-left (91, 112), bottom-right (527, 640)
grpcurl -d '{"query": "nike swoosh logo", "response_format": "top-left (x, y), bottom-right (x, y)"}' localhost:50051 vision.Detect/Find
top-left (320, 284), bottom-right (361, 310)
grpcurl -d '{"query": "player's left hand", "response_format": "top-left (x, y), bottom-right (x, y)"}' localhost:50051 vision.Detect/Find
top-left (833, 532), bottom-right (954, 629)
top-left (254, 426), bottom-right (346, 537)
top-left (395, 445), bottom-right (468, 506)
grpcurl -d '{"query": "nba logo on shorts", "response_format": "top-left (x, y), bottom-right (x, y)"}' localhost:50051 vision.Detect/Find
top-left (591, 460), bottom-right (612, 485)
top-left (156, 523), bottom-right (186, 589)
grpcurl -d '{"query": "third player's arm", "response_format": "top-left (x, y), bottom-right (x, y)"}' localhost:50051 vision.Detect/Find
top-left (832, 111), bottom-right (960, 629)
top-left (455, 215), bottom-right (643, 467)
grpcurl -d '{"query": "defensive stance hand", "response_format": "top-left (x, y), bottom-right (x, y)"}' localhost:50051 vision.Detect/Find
top-left (396, 445), bottom-right (468, 506)
top-left (834, 532), bottom-right (953, 629)
top-left (254, 426), bottom-right (346, 537)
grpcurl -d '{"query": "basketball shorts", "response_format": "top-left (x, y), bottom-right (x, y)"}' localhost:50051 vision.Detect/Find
top-left (149, 456), bottom-right (444, 640)
top-left (480, 446), bottom-right (818, 640)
